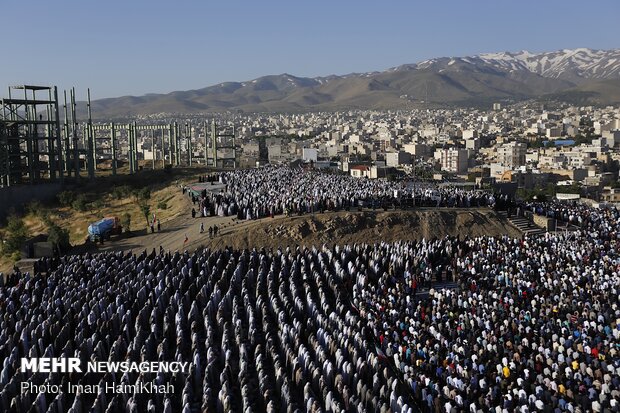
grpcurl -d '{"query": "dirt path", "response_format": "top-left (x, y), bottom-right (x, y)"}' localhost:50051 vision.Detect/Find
top-left (92, 195), bottom-right (521, 255)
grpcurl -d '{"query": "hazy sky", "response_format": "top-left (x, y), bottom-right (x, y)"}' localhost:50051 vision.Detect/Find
top-left (2, 0), bottom-right (619, 99)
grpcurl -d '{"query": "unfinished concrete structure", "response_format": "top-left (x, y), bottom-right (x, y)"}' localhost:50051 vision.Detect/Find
top-left (1, 85), bottom-right (239, 186)
top-left (0, 85), bottom-right (63, 186)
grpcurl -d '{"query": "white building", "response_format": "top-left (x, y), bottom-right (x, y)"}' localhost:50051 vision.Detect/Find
top-left (465, 138), bottom-right (481, 151)
top-left (385, 151), bottom-right (411, 167)
top-left (498, 142), bottom-right (527, 168)
top-left (462, 129), bottom-right (478, 140)
top-left (437, 148), bottom-right (468, 173)
top-left (601, 130), bottom-right (620, 147)
top-left (302, 147), bottom-right (318, 162)
top-left (403, 143), bottom-right (430, 158)
top-left (350, 165), bottom-right (371, 178)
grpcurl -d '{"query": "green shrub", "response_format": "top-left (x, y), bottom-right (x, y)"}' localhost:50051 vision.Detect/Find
top-left (139, 187), bottom-right (151, 200)
top-left (26, 200), bottom-right (43, 217)
top-left (71, 194), bottom-right (88, 212)
top-left (112, 185), bottom-right (132, 200)
top-left (47, 222), bottom-right (70, 254)
top-left (9, 251), bottom-right (21, 263)
top-left (2, 215), bottom-right (29, 254)
top-left (121, 212), bottom-right (131, 233)
top-left (132, 187), bottom-right (151, 203)
top-left (91, 199), bottom-right (105, 213)
top-left (157, 201), bottom-right (168, 210)
top-left (40, 210), bottom-right (52, 225)
top-left (57, 191), bottom-right (75, 206)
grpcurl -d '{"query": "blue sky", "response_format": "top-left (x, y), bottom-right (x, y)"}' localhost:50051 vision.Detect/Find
top-left (1, 0), bottom-right (619, 99)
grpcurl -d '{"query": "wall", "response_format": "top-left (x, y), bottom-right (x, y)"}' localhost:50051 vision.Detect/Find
top-left (532, 213), bottom-right (556, 231)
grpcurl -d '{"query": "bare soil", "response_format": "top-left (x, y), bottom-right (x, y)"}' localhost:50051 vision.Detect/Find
top-left (93, 208), bottom-right (521, 256)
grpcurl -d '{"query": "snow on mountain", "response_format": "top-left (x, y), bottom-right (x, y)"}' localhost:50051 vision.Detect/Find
top-left (402, 48), bottom-right (620, 82)
top-left (476, 48), bottom-right (620, 80)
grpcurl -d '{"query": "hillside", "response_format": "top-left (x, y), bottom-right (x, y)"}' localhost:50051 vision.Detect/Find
top-left (189, 209), bottom-right (522, 251)
top-left (95, 209), bottom-right (521, 257)
top-left (543, 78), bottom-right (620, 105)
top-left (85, 48), bottom-right (620, 117)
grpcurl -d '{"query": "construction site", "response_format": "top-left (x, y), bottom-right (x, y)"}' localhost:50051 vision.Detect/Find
top-left (0, 85), bottom-right (235, 184)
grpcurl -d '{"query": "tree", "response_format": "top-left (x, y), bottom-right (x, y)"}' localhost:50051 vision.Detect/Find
top-left (574, 134), bottom-right (594, 146)
top-left (132, 187), bottom-right (152, 205)
top-left (139, 200), bottom-right (151, 228)
top-left (534, 193), bottom-right (548, 202)
top-left (121, 213), bottom-right (132, 233)
top-left (2, 214), bottom-right (29, 254)
top-left (138, 187), bottom-right (151, 201)
top-left (47, 223), bottom-right (70, 254)
top-left (528, 139), bottom-right (545, 149)
top-left (559, 183), bottom-right (582, 195)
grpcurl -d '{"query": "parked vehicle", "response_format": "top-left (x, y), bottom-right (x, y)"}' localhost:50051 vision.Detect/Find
top-left (88, 217), bottom-right (122, 243)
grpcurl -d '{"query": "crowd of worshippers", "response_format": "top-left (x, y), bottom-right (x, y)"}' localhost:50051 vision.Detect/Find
top-left (0, 201), bottom-right (618, 413)
top-left (521, 200), bottom-right (620, 237)
top-left (185, 166), bottom-right (497, 220)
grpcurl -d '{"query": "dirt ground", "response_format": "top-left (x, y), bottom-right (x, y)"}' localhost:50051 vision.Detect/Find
top-left (1, 167), bottom-right (203, 274)
top-left (95, 205), bottom-right (521, 255)
top-left (5, 176), bottom-right (521, 272)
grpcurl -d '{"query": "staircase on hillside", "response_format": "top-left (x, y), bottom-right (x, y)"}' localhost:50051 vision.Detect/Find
top-left (496, 211), bottom-right (546, 237)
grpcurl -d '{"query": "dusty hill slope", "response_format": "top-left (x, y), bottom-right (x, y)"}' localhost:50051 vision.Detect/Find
top-left (189, 209), bottom-right (521, 252)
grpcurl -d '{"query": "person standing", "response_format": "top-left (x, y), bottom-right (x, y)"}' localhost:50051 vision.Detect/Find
top-left (200, 222), bottom-right (204, 233)
top-left (157, 219), bottom-right (161, 232)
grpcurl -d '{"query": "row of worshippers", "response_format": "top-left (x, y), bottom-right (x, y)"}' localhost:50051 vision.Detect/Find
top-left (194, 166), bottom-right (496, 220)
top-left (1, 200), bottom-right (618, 412)
top-left (354, 203), bottom-right (619, 412)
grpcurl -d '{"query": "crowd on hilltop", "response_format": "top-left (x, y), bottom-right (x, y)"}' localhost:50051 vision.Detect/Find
top-left (187, 166), bottom-right (498, 220)
top-left (521, 200), bottom-right (620, 237)
top-left (0, 197), bottom-right (618, 412)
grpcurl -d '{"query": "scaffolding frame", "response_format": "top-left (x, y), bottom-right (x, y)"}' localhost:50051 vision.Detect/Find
top-left (91, 122), bottom-right (182, 174)
top-left (208, 120), bottom-right (236, 168)
top-left (0, 85), bottom-right (63, 187)
top-left (1, 84), bottom-right (239, 185)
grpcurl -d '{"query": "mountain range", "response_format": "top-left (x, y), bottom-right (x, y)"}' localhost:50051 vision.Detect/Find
top-left (89, 48), bottom-right (620, 117)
